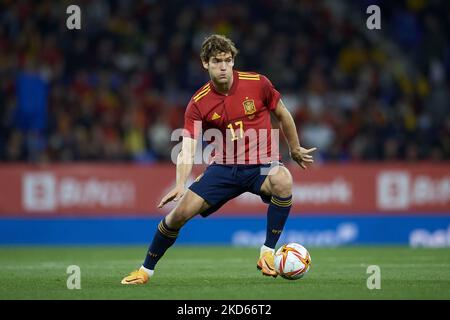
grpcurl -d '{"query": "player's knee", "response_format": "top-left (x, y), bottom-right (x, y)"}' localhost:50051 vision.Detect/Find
top-left (269, 167), bottom-right (293, 197)
top-left (166, 204), bottom-right (195, 229)
top-left (165, 212), bottom-right (187, 230)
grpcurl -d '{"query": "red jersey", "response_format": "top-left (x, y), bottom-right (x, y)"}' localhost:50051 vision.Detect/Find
top-left (184, 70), bottom-right (281, 164)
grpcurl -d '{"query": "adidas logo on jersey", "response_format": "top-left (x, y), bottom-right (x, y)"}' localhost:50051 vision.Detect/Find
top-left (211, 112), bottom-right (221, 120)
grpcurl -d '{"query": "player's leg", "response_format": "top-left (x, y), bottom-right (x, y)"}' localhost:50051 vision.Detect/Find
top-left (121, 190), bottom-right (210, 284)
top-left (259, 165), bottom-right (293, 247)
top-left (257, 165), bottom-right (293, 276)
top-left (141, 190), bottom-right (210, 271)
top-left (122, 164), bottom-right (244, 284)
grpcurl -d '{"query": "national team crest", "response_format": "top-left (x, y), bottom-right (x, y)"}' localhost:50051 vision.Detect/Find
top-left (243, 98), bottom-right (256, 119)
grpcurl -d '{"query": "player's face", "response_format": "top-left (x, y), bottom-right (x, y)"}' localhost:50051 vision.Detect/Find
top-left (203, 52), bottom-right (234, 85)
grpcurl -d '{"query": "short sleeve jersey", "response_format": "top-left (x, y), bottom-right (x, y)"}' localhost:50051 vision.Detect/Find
top-left (184, 70), bottom-right (281, 164)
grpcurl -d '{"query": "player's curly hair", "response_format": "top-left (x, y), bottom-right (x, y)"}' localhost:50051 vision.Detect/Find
top-left (200, 34), bottom-right (239, 63)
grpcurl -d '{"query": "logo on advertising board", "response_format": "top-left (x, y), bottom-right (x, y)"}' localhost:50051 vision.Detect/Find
top-left (377, 171), bottom-right (409, 210)
top-left (377, 171), bottom-right (450, 210)
top-left (232, 223), bottom-right (359, 247)
top-left (409, 225), bottom-right (450, 248)
top-left (23, 173), bottom-right (57, 211)
top-left (21, 172), bottom-right (136, 212)
top-left (237, 178), bottom-right (353, 205)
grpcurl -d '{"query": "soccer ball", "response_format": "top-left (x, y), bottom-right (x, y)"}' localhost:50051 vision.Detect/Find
top-left (274, 243), bottom-right (311, 280)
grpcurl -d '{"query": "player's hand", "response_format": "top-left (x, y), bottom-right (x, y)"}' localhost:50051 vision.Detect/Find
top-left (290, 147), bottom-right (317, 169)
top-left (158, 185), bottom-right (185, 208)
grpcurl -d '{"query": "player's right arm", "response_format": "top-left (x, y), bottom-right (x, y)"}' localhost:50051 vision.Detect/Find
top-left (158, 137), bottom-right (197, 208)
top-left (157, 98), bottom-right (202, 208)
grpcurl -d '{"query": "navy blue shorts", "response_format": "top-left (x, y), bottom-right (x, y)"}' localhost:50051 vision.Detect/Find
top-left (189, 162), bottom-right (283, 217)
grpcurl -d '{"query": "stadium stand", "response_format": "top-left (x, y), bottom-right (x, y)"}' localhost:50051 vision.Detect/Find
top-left (0, 0), bottom-right (448, 163)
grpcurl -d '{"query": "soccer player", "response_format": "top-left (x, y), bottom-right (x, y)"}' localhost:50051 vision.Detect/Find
top-left (121, 34), bottom-right (316, 284)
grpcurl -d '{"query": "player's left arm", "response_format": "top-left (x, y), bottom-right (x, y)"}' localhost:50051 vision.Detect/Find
top-left (272, 99), bottom-right (317, 169)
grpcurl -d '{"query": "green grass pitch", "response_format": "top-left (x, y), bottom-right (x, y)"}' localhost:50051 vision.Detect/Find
top-left (0, 246), bottom-right (449, 300)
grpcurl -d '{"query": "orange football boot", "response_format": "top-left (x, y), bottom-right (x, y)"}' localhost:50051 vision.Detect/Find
top-left (120, 269), bottom-right (149, 285)
top-left (257, 251), bottom-right (278, 277)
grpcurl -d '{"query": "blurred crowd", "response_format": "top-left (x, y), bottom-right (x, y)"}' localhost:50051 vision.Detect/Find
top-left (0, 0), bottom-right (449, 164)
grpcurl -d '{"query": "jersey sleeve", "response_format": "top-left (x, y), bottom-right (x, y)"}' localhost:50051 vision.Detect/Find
top-left (183, 100), bottom-right (202, 139)
top-left (261, 75), bottom-right (281, 111)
